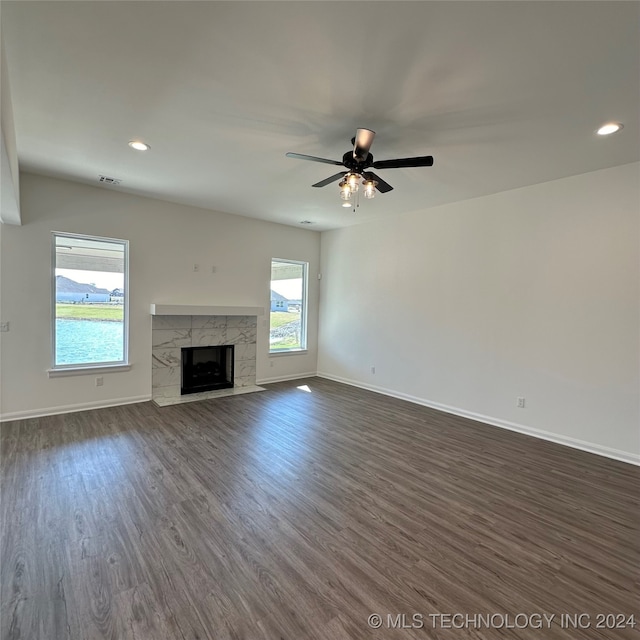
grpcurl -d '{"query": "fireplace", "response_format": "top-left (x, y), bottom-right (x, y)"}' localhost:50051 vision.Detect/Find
top-left (181, 345), bottom-right (234, 394)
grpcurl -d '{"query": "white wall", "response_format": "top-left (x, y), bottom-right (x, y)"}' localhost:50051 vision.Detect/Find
top-left (0, 173), bottom-right (320, 419)
top-left (3, 166), bottom-right (638, 464)
top-left (318, 163), bottom-right (640, 464)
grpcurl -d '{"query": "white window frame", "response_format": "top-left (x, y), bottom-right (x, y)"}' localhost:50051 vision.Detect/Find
top-left (269, 258), bottom-right (308, 354)
top-left (50, 231), bottom-right (130, 375)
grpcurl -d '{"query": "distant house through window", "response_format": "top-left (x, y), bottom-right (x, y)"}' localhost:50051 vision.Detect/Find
top-left (52, 232), bottom-right (128, 369)
top-left (270, 259), bottom-right (307, 352)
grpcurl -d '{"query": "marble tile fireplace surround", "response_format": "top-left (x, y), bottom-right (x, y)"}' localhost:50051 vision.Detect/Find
top-left (151, 304), bottom-right (264, 406)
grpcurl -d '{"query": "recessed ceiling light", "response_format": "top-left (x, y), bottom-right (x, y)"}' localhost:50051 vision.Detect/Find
top-left (596, 122), bottom-right (623, 136)
top-left (128, 140), bottom-right (150, 151)
top-left (299, 220), bottom-right (313, 225)
top-left (341, 202), bottom-right (352, 208)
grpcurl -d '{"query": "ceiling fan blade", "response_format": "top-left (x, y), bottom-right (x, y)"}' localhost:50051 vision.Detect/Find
top-left (286, 152), bottom-right (343, 166)
top-left (364, 171), bottom-right (393, 193)
top-left (372, 155), bottom-right (434, 169)
top-left (353, 128), bottom-right (376, 162)
top-left (312, 172), bottom-right (347, 188)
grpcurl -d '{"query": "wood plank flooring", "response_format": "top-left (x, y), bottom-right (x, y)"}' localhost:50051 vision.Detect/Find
top-left (1, 377), bottom-right (638, 639)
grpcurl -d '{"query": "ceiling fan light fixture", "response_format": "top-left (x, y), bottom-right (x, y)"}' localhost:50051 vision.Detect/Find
top-left (346, 172), bottom-right (361, 192)
top-left (363, 179), bottom-right (377, 199)
top-left (339, 179), bottom-right (352, 200)
top-left (596, 122), bottom-right (623, 136)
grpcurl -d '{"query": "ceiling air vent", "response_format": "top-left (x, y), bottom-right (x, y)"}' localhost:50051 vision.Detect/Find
top-left (98, 175), bottom-right (122, 185)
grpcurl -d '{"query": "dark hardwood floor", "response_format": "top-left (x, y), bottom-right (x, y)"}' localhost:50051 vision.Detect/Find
top-left (1, 377), bottom-right (638, 639)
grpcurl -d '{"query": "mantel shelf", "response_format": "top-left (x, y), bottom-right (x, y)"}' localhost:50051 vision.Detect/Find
top-left (150, 304), bottom-right (264, 317)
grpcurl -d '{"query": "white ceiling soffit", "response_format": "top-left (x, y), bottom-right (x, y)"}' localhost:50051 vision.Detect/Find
top-left (1, 34), bottom-right (21, 225)
top-left (55, 235), bottom-right (125, 272)
top-left (1, 131), bottom-right (21, 225)
top-left (2, 1), bottom-right (638, 231)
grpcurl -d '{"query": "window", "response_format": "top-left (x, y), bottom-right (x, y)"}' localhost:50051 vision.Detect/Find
top-left (270, 259), bottom-right (307, 352)
top-left (52, 232), bottom-right (128, 369)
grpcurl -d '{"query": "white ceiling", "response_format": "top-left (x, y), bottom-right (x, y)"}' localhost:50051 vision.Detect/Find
top-left (2, 1), bottom-right (638, 231)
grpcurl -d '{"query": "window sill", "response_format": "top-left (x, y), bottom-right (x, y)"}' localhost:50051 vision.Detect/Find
top-left (269, 349), bottom-right (308, 357)
top-left (47, 364), bottom-right (131, 378)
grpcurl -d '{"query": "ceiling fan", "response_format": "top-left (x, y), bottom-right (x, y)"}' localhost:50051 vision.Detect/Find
top-left (286, 128), bottom-right (434, 204)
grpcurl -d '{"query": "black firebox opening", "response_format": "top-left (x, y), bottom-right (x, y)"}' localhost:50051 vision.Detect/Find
top-left (181, 345), bottom-right (234, 394)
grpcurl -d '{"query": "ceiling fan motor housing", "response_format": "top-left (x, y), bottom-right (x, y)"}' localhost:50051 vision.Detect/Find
top-left (342, 151), bottom-right (373, 173)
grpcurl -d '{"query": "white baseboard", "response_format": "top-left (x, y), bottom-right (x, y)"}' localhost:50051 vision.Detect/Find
top-left (257, 371), bottom-right (318, 385)
top-left (0, 395), bottom-right (152, 422)
top-left (317, 372), bottom-right (640, 467)
top-left (5, 373), bottom-right (637, 468)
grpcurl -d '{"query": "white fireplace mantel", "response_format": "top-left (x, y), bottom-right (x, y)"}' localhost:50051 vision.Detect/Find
top-left (150, 304), bottom-right (264, 316)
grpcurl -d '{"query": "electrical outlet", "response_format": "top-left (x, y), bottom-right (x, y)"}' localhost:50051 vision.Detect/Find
top-left (371, 366), bottom-right (376, 374)
top-left (95, 376), bottom-right (104, 387)
top-left (0, 322), bottom-right (9, 332)
top-left (270, 360), bottom-right (274, 368)
top-left (517, 396), bottom-right (525, 408)
top-left (193, 263), bottom-right (200, 272)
